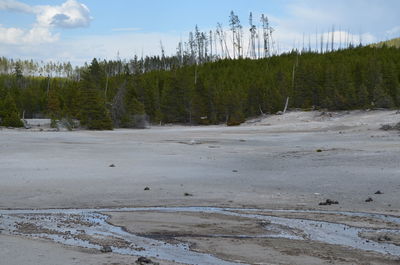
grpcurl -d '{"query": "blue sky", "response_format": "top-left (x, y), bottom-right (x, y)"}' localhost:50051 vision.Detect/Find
top-left (1, 0), bottom-right (399, 65)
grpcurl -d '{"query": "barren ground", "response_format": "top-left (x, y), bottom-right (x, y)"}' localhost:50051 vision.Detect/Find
top-left (1, 110), bottom-right (400, 264)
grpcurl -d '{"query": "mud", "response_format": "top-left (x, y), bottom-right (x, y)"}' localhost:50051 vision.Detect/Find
top-left (1, 207), bottom-right (400, 264)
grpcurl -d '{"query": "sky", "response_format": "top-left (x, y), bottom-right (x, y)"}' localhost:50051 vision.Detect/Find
top-left (1, 0), bottom-right (400, 65)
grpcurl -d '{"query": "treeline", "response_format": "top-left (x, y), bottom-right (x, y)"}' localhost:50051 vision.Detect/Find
top-left (0, 45), bottom-right (399, 129)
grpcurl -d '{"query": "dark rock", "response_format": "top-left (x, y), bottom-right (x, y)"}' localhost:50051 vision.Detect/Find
top-left (319, 199), bottom-right (339, 206)
top-left (380, 124), bottom-right (392, 131)
top-left (144, 187), bottom-right (150, 191)
top-left (383, 235), bottom-right (392, 241)
top-left (136, 256), bottom-right (159, 264)
top-left (380, 122), bottom-right (400, 131)
top-left (327, 199), bottom-right (338, 204)
top-left (365, 197), bottom-right (374, 202)
top-left (374, 190), bottom-right (383, 194)
top-left (377, 235), bottom-right (391, 242)
top-left (377, 235), bottom-right (392, 242)
top-left (232, 170), bottom-right (238, 172)
top-left (184, 192), bottom-right (193, 196)
top-left (316, 149), bottom-right (323, 152)
top-left (100, 245), bottom-right (112, 253)
top-left (109, 164), bottom-right (115, 167)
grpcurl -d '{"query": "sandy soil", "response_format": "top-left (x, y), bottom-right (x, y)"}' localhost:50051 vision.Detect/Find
top-left (107, 210), bottom-right (400, 265)
top-left (1, 110), bottom-right (400, 264)
top-left (0, 234), bottom-right (181, 265)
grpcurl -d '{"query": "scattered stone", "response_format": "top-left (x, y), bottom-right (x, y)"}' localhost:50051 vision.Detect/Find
top-left (365, 197), bottom-right (374, 202)
top-left (276, 111), bottom-right (283, 115)
top-left (184, 192), bottom-right (193, 196)
top-left (109, 164), bottom-right (115, 167)
top-left (136, 256), bottom-right (159, 264)
top-left (374, 190), bottom-right (383, 194)
top-left (319, 199), bottom-right (339, 206)
top-left (380, 122), bottom-right (400, 131)
top-left (377, 235), bottom-right (392, 242)
top-left (144, 187), bottom-right (150, 191)
top-left (100, 245), bottom-right (112, 253)
top-left (383, 235), bottom-right (392, 241)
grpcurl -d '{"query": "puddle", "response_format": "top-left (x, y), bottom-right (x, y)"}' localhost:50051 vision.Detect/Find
top-left (1, 207), bottom-right (400, 264)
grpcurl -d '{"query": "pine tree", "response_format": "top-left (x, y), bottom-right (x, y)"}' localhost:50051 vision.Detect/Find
top-left (0, 93), bottom-right (23, 127)
top-left (47, 88), bottom-right (61, 120)
top-left (382, 61), bottom-right (400, 106)
top-left (373, 82), bottom-right (394, 108)
top-left (78, 58), bottom-right (113, 130)
top-left (192, 77), bottom-right (210, 124)
top-left (14, 62), bottom-right (23, 79)
top-left (356, 83), bottom-right (369, 108)
top-left (79, 88), bottom-right (113, 130)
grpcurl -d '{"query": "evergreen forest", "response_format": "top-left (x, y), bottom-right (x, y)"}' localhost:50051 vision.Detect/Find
top-left (0, 44), bottom-right (399, 129)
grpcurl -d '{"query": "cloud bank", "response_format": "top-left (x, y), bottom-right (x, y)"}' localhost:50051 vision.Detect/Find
top-left (0, 0), bottom-right (91, 44)
top-left (1, 0), bottom-right (399, 65)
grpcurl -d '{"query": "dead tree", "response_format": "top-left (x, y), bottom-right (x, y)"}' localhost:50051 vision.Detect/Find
top-left (261, 14), bottom-right (273, 57)
top-left (320, 31), bottom-right (324, 53)
top-left (229, 11), bottom-right (239, 59)
top-left (249, 12), bottom-right (257, 59)
top-left (209, 30), bottom-right (213, 61)
top-left (216, 23), bottom-right (230, 59)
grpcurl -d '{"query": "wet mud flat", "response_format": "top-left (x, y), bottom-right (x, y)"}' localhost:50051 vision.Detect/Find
top-left (1, 207), bottom-right (400, 265)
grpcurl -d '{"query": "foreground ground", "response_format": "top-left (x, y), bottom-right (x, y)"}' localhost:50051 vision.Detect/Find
top-left (0, 110), bottom-right (399, 264)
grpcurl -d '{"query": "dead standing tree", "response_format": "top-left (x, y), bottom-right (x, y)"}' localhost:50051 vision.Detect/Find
top-left (261, 14), bottom-right (274, 58)
top-left (249, 12), bottom-right (257, 59)
top-left (229, 11), bottom-right (242, 59)
top-left (216, 23), bottom-right (230, 59)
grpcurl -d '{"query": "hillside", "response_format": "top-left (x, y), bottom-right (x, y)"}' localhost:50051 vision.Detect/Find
top-left (371, 37), bottom-right (400, 48)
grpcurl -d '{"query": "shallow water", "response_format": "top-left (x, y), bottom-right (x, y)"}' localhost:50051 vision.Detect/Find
top-left (1, 206), bottom-right (400, 264)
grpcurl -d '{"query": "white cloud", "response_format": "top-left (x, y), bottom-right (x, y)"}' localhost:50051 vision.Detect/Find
top-left (112, 28), bottom-right (141, 32)
top-left (35, 0), bottom-right (92, 29)
top-left (0, 25), bottom-right (24, 44)
top-left (0, 0), bottom-right (32, 13)
top-left (0, 31), bottom-right (183, 65)
top-left (1, 0), bottom-right (399, 65)
top-left (0, 0), bottom-right (91, 45)
top-left (386, 26), bottom-right (400, 37)
top-left (0, 23), bottom-right (59, 45)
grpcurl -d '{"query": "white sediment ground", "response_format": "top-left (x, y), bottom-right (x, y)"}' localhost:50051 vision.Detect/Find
top-left (0, 110), bottom-right (399, 264)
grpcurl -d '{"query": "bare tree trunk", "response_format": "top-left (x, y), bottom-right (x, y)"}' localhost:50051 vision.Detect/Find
top-left (104, 74), bottom-right (109, 98)
top-left (320, 31), bottom-right (324, 53)
top-left (326, 31), bottom-right (330, 52)
top-left (258, 104), bottom-right (264, 115)
top-left (46, 75), bottom-right (50, 96)
top-left (209, 30), bottom-right (213, 61)
top-left (283, 97), bottom-right (289, 113)
top-left (194, 64), bottom-right (197, 85)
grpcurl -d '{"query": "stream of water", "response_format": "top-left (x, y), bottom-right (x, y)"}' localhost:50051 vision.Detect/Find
top-left (1, 207), bottom-right (400, 264)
